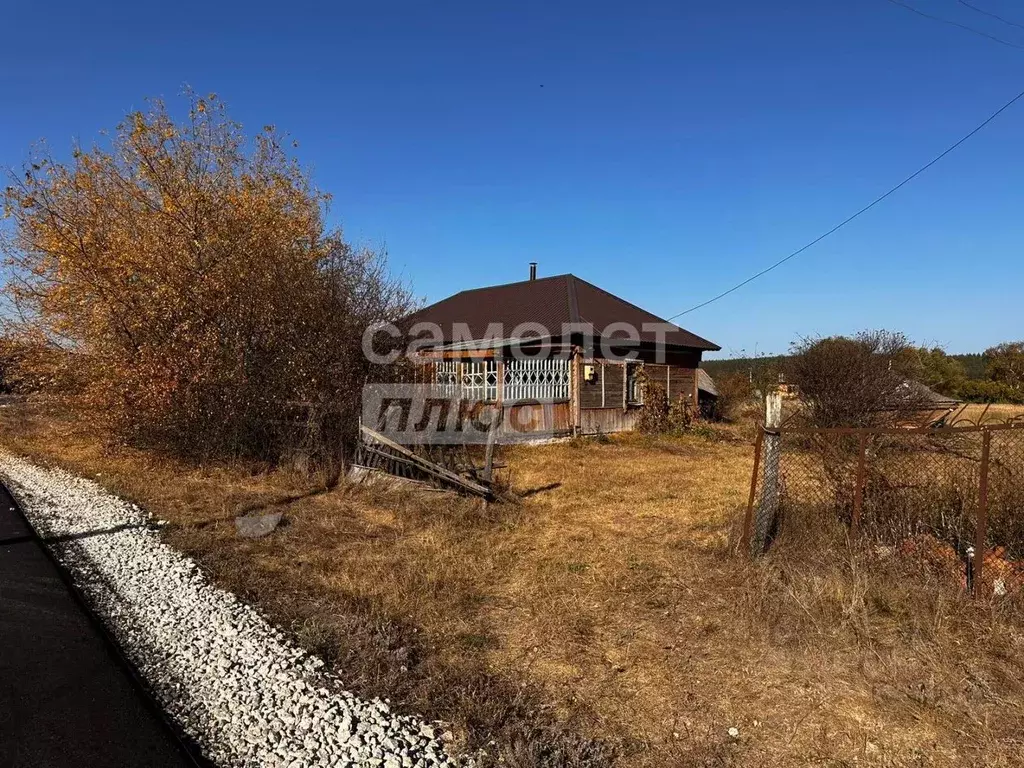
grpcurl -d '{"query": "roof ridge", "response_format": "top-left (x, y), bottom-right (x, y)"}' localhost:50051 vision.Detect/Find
top-left (565, 275), bottom-right (580, 326)
top-left (453, 273), bottom-right (572, 296)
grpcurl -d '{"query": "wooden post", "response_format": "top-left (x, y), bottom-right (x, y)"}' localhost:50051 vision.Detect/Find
top-left (496, 355), bottom-right (505, 407)
top-left (482, 411), bottom-right (499, 483)
top-left (496, 355), bottom-right (505, 435)
top-left (622, 362), bottom-right (628, 412)
top-left (974, 429), bottom-right (992, 598)
top-left (752, 389), bottom-right (782, 555)
top-left (741, 428), bottom-right (765, 556)
top-left (851, 432), bottom-right (867, 536)
top-left (572, 347), bottom-right (582, 435)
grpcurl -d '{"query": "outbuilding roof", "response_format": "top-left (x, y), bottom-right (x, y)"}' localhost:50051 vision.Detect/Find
top-left (697, 368), bottom-right (719, 397)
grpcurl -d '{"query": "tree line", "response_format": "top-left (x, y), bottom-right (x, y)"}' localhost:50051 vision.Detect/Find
top-left (705, 342), bottom-right (1024, 405)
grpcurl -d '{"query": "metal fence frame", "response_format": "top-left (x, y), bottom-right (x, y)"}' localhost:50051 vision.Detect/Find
top-left (742, 419), bottom-right (1024, 599)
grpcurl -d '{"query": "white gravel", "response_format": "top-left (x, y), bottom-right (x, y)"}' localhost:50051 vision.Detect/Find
top-left (0, 452), bottom-right (473, 768)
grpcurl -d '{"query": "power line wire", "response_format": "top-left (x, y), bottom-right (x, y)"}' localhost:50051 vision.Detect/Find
top-left (958, 0), bottom-right (1024, 32)
top-left (884, 0), bottom-right (1024, 50)
top-left (666, 86), bottom-right (1024, 320)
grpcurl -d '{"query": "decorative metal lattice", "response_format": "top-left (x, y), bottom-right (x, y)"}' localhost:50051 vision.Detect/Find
top-left (433, 358), bottom-right (569, 402)
top-left (434, 360), bottom-right (497, 401)
top-left (504, 358), bottom-right (570, 402)
top-left (462, 360), bottom-right (498, 402)
top-left (434, 360), bottom-right (460, 398)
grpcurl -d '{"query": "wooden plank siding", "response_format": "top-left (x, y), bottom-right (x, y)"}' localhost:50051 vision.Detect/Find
top-left (667, 367), bottom-right (697, 405)
top-left (579, 361), bottom-right (696, 407)
top-left (581, 360), bottom-right (626, 410)
top-left (577, 359), bottom-right (698, 433)
top-left (504, 401), bottom-right (573, 435)
top-left (580, 407), bottom-right (640, 434)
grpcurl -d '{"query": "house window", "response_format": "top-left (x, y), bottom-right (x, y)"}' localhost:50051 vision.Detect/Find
top-left (626, 363), bottom-right (643, 405)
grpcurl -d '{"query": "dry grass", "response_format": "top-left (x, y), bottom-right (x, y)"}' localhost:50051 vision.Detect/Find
top-left (2, 400), bottom-right (1024, 766)
top-left (958, 403), bottom-right (1024, 424)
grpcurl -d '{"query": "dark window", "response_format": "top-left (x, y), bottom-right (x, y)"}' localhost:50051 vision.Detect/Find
top-left (626, 363), bottom-right (643, 405)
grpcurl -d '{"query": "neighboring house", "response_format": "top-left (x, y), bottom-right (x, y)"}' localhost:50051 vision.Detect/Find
top-left (401, 265), bottom-right (720, 437)
top-left (894, 380), bottom-right (962, 426)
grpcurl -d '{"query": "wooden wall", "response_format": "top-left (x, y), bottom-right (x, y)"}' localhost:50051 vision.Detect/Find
top-left (502, 401), bottom-right (573, 437)
top-left (580, 407), bottom-right (640, 435)
top-left (579, 360), bottom-right (625, 410)
top-left (578, 359), bottom-right (697, 432)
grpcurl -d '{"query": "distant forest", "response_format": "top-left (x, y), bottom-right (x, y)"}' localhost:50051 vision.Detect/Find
top-left (703, 353), bottom-right (988, 380)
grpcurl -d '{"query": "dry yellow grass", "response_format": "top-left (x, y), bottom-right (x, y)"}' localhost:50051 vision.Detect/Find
top-left (2, 401), bottom-right (1023, 767)
top-left (957, 403), bottom-right (1024, 424)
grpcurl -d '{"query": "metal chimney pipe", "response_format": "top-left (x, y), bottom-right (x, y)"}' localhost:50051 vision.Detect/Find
top-left (529, 262), bottom-right (537, 281)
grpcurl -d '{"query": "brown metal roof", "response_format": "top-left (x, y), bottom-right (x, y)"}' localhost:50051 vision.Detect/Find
top-left (402, 274), bottom-right (720, 351)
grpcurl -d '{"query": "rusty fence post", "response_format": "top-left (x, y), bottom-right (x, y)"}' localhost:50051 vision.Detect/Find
top-left (973, 429), bottom-right (991, 599)
top-left (851, 432), bottom-right (868, 536)
top-left (741, 427), bottom-right (765, 556)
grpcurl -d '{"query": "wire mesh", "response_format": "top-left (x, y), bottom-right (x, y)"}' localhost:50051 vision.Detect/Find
top-left (747, 422), bottom-right (1024, 599)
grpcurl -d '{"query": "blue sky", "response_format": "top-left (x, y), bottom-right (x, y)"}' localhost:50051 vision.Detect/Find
top-left (2, 0), bottom-right (1021, 357)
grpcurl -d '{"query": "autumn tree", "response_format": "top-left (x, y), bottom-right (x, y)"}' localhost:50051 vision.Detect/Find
top-left (1, 92), bottom-right (411, 461)
top-left (910, 346), bottom-right (967, 397)
top-left (985, 341), bottom-right (1024, 391)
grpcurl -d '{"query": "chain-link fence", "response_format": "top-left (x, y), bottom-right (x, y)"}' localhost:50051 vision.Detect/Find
top-left (742, 421), bottom-right (1024, 598)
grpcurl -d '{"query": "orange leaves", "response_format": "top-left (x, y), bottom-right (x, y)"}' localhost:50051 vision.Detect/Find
top-left (3, 91), bottom-right (410, 462)
top-left (897, 533), bottom-right (962, 582)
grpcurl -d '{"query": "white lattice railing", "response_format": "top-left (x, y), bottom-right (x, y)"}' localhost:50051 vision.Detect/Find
top-left (462, 360), bottom-right (498, 401)
top-left (433, 360), bottom-right (460, 398)
top-left (432, 358), bottom-right (570, 402)
top-left (433, 360), bottom-right (498, 401)
top-left (503, 358), bottom-right (570, 402)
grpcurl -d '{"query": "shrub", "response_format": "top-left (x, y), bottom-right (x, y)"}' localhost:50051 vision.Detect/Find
top-left (957, 379), bottom-right (1024, 404)
top-left (912, 346), bottom-right (967, 397)
top-left (711, 371), bottom-right (755, 421)
top-left (1, 93), bottom-right (411, 462)
top-left (636, 381), bottom-right (670, 433)
top-left (636, 380), bottom-right (694, 434)
top-left (787, 330), bottom-right (932, 428)
top-left (985, 341), bottom-right (1024, 391)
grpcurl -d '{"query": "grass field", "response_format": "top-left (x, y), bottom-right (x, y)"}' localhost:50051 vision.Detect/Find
top-left (3, 400), bottom-right (1024, 767)
top-left (957, 402), bottom-right (1024, 424)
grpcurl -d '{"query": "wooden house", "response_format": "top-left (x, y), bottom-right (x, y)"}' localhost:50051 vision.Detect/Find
top-left (401, 265), bottom-right (720, 438)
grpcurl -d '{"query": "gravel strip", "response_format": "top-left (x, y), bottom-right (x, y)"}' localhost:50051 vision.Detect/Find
top-left (0, 452), bottom-right (472, 768)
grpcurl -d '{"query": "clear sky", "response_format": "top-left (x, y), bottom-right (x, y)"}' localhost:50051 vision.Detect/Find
top-left (2, 0), bottom-right (1021, 357)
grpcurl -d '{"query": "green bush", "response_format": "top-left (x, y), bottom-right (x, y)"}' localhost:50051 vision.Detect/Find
top-left (956, 380), bottom-right (1024, 404)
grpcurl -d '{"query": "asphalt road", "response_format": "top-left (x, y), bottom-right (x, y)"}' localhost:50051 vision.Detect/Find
top-left (0, 482), bottom-right (199, 767)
